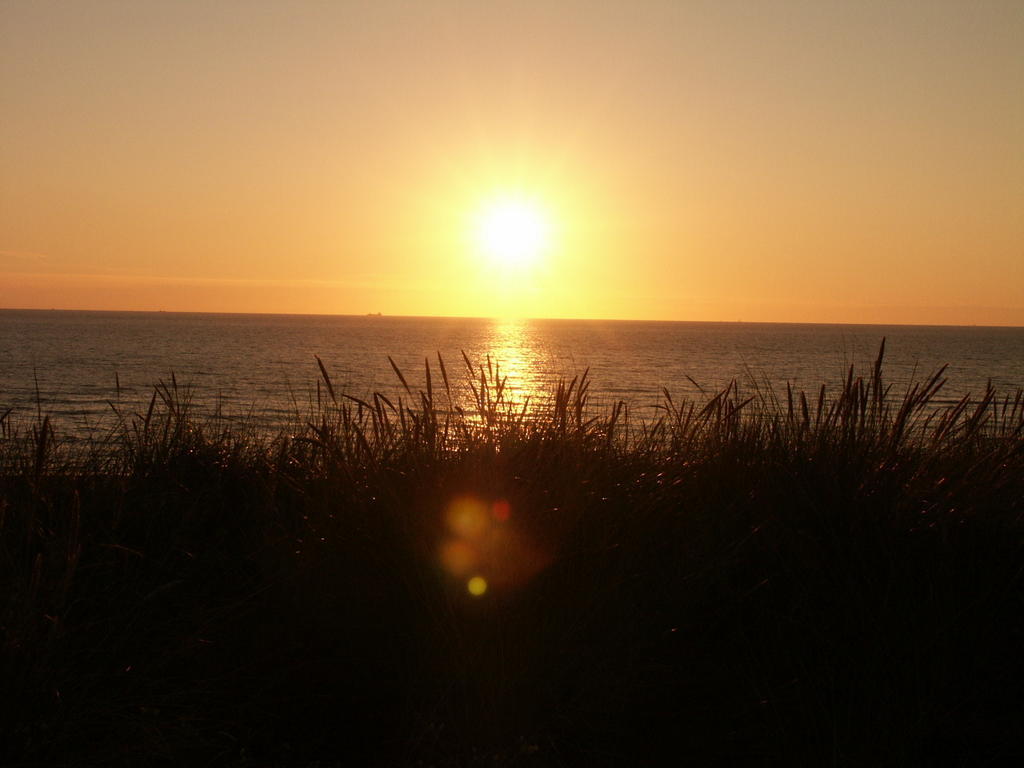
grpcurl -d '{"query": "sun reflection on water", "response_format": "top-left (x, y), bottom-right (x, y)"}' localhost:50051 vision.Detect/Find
top-left (485, 318), bottom-right (550, 405)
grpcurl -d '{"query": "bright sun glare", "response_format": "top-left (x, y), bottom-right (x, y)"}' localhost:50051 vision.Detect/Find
top-left (474, 197), bottom-right (550, 268)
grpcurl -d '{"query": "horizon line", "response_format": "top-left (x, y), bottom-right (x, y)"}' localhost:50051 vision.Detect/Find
top-left (2, 306), bottom-right (1022, 330)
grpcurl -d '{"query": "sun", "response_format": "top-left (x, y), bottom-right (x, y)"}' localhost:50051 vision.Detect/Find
top-left (473, 196), bottom-right (550, 268)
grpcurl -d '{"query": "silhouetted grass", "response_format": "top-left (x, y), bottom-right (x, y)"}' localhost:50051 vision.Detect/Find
top-left (2, 341), bottom-right (1023, 766)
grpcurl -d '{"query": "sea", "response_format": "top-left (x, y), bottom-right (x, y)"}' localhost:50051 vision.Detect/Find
top-left (2, 309), bottom-right (1023, 438)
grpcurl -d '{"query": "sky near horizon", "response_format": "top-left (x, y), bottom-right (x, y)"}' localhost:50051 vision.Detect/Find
top-left (2, 1), bottom-right (1022, 325)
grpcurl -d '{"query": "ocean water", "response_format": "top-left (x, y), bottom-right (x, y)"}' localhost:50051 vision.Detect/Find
top-left (2, 309), bottom-right (1023, 436)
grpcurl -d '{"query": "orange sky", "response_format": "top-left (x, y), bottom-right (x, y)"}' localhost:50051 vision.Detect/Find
top-left (2, 1), bottom-right (1022, 325)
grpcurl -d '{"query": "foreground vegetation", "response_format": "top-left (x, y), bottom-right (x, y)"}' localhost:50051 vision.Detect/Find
top-left (2, 343), bottom-right (1023, 766)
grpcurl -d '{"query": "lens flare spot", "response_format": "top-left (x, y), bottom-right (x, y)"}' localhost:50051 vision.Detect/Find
top-left (467, 576), bottom-right (488, 596)
top-left (491, 499), bottom-right (511, 522)
top-left (446, 496), bottom-right (489, 540)
top-left (440, 539), bottom-right (478, 576)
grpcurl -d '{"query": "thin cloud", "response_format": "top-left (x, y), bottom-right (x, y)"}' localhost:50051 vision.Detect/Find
top-left (0, 249), bottom-right (51, 263)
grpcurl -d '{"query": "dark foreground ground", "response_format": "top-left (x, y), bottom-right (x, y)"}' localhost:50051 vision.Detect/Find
top-left (3, 351), bottom-right (1023, 766)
